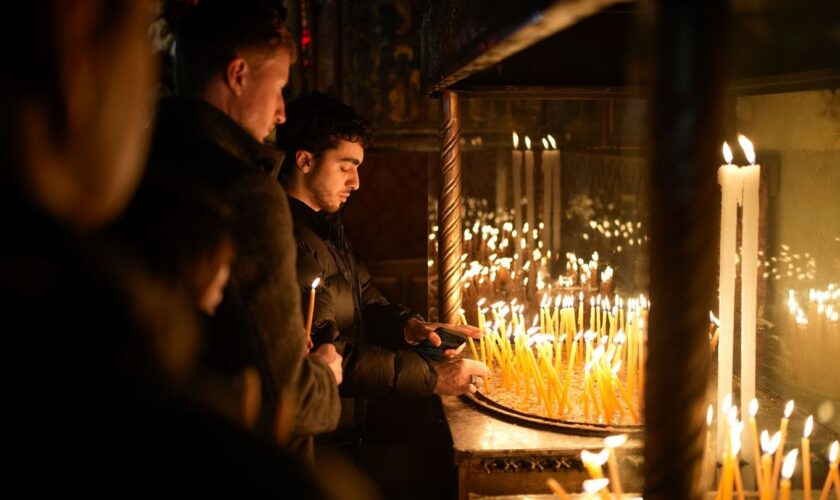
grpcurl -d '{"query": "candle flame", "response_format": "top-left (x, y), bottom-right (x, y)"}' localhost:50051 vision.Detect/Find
top-left (541, 137), bottom-right (549, 150)
top-left (547, 134), bottom-right (557, 149)
top-left (707, 405), bottom-right (714, 427)
top-left (581, 449), bottom-right (610, 467)
top-left (709, 310), bottom-right (720, 326)
top-left (612, 361), bottom-right (621, 374)
top-left (831, 441), bottom-right (839, 463)
top-left (738, 134), bottom-right (756, 165)
top-left (749, 398), bottom-right (759, 418)
top-left (804, 415), bottom-right (814, 438)
top-left (524, 136), bottom-right (531, 150)
top-left (604, 434), bottom-right (628, 448)
top-left (582, 478), bottom-right (610, 494)
top-left (768, 431), bottom-right (782, 455)
top-left (311, 277), bottom-right (321, 289)
top-left (722, 141), bottom-right (733, 165)
top-left (781, 449), bottom-right (798, 480)
top-left (784, 400), bottom-right (794, 418)
top-left (760, 430), bottom-right (770, 453)
top-left (731, 427), bottom-right (742, 456)
top-left (512, 131), bottom-right (519, 149)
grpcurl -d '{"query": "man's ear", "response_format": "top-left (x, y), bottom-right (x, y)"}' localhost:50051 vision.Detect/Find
top-left (224, 57), bottom-right (248, 96)
top-left (296, 150), bottom-right (315, 173)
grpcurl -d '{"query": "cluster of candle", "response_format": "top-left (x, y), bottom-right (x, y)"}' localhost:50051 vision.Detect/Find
top-left (462, 292), bottom-right (647, 425)
top-left (545, 434), bottom-right (629, 499)
top-left (583, 216), bottom-right (647, 254)
top-left (787, 285), bottom-right (840, 327)
top-left (760, 245), bottom-right (817, 282)
top-left (708, 395), bottom-right (840, 500)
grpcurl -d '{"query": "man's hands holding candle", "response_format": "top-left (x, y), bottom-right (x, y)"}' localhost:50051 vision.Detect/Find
top-left (309, 343), bottom-right (343, 385)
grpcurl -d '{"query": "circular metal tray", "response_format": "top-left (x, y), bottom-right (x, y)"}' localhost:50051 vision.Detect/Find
top-left (461, 391), bottom-right (644, 436)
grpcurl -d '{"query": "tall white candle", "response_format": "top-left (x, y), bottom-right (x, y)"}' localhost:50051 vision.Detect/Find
top-left (496, 148), bottom-right (508, 214)
top-left (739, 134), bottom-right (760, 469)
top-left (512, 132), bottom-right (522, 235)
top-left (718, 142), bottom-right (742, 454)
top-left (541, 137), bottom-right (555, 250)
top-left (524, 136), bottom-right (536, 242)
top-left (547, 135), bottom-right (562, 255)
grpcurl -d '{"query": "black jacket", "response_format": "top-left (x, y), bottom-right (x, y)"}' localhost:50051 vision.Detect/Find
top-left (139, 97), bottom-right (340, 438)
top-left (288, 196), bottom-right (437, 398)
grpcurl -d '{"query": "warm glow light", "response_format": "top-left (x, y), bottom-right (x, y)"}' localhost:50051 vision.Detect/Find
top-left (722, 141), bottom-right (733, 165)
top-left (830, 441), bottom-right (839, 463)
top-left (524, 136), bottom-right (532, 150)
top-left (749, 398), bottom-right (759, 418)
top-left (581, 449), bottom-right (610, 467)
top-left (782, 449), bottom-right (799, 480)
top-left (707, 405), bottom-right (714, 427)
top-left (804, 415), bottom-right (814, 438)
top-left (605, 434), bottom-right (628, 448)
top-left (738, 134), bottom-right (756, 165)
top-left (311, 277), bottom-right (321, 289)
top-left (582, 478), bottom-right (610, 494)
top-left (512, 131), bottom-right (519, 149)
top-left (784, 400), bottom-right (795, 418)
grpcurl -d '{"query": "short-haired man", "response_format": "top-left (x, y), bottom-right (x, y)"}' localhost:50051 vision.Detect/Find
top-left (139, 0), bottom-right (341, 454)
top-left (278, 92), bottom-right (488, 407)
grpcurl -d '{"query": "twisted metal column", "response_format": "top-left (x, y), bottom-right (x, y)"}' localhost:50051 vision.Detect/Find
top-left (644, 1), bottom-right (727, 499)
top-left (438, 91), bottom-right (463, 325)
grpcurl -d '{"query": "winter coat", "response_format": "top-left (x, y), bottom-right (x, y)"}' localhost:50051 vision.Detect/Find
top-left (140, 97), bottom-right (340, 438)
top-left (288, 196), bottom-right (438, 398)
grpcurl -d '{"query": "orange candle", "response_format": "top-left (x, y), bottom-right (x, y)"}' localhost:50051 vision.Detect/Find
top-left (803, 415), bottom-right (814, 500)
top-left (305, 277), bottom-right (321, 338)
top-left (780, 449), bottom-right (798, 500)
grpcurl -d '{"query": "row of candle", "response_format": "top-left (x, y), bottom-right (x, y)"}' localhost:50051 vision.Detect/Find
top-left (545, 434), bottom-right (629, 499)
top-left (710, 395), bottom-right (840, 500)
top-left (462, 292), bottom-right (647, 424)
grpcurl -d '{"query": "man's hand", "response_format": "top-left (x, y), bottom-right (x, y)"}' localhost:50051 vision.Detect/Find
top-left (432, 358), bottom-right (490, 396)
top-left (404, 318), bottom-right (482, 358)
top-left (309, 343), bottom-right (343, 385)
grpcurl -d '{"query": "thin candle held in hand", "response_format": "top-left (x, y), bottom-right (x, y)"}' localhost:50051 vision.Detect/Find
top-left (305, 277), bottom-right (321, 338)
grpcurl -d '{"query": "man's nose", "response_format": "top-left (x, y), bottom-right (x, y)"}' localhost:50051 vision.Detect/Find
top-left (275, 98), bottom-right (286, 124)
top-left (348, 169), bottom-right (360, 190)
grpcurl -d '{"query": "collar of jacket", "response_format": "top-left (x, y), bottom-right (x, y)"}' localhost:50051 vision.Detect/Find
top-left (155, 97), bottom-right (285, 179)
top-left (286, 195), bottom-right (350, 247)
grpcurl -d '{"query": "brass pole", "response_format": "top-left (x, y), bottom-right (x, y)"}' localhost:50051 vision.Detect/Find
top-left (438, 91), bottom-right (463, 325)
top-left (644, 1), bottom-right (727, 499)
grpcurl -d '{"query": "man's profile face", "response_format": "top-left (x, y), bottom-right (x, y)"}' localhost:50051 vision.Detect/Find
top-left (305, 139), bottom-right (364, 213)
top-left (231, 49), bottom-right (291, 142)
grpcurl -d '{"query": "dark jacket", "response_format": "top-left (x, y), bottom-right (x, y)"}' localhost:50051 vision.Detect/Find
top-left (140, 97), bottom-right (340, 438)
top-left (0, 188), bottom-right (327, 498)
top-left (288, 196), bottom-right (437, 398)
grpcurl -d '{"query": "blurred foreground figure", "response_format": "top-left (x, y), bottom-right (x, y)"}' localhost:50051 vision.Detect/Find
top-left (0, 2), bottom-right (325, 496)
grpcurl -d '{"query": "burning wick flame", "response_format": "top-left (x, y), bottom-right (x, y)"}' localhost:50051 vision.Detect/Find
top-left (722, 141), bottom-right (733, 165)
top-left (784, 400), bottom-right (795, 419)
top-left (582, 478), bottom-right (610, 494)
top-left (738, 134), bottom-right (756, 165)
top-left (311, 277), bottom-right (321, 289)
top-left (782, 449), bottom-right (799, 480)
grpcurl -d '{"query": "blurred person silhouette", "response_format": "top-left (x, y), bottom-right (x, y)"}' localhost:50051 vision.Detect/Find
top-left (139, 0), bottom-right (341, 460)
top-left (0, 1), bottom-right (327, 497)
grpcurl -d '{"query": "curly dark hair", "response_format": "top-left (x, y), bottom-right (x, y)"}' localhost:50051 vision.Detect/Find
top-left (174, 0), bottom-right (296, 97)
top-left (276, 92), bottom-right (373, 181)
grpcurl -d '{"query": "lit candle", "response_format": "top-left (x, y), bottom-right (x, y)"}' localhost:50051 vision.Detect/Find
top-left (749, 399), bottom-right (763, 493)
top-left (780, 449), bottom-right (799, 500)
top-left (819, 441), bottom-right (839, 500)
top-left (512, 132), bottom-right (523, 234)
top-left (771, 400), bottom-right (795, 499)
top-left (760, 431), bottom-right (781, 500)
top-left (548, 135), bottom-right (562, 255)
top-left (582, 478), bottom-right (610, 499)
top-left (604, 434), bottom-right (627, 498)
top-left (718, 141), bottom-right (741, 454)
top-left (524, 136), bottom-right (535, 244)
top-left (803, 415), bottom-right (814, 500)
top-left (305, 277), bottom-right (321, 338)
top-left (739, 135), bottom-right (760, 467)
top-left (581, 449), bottom-right (611, 500)
top-left (541, 137), bottom-right (553, 250)
top-left (732, 425), bottom-right (746, 500)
